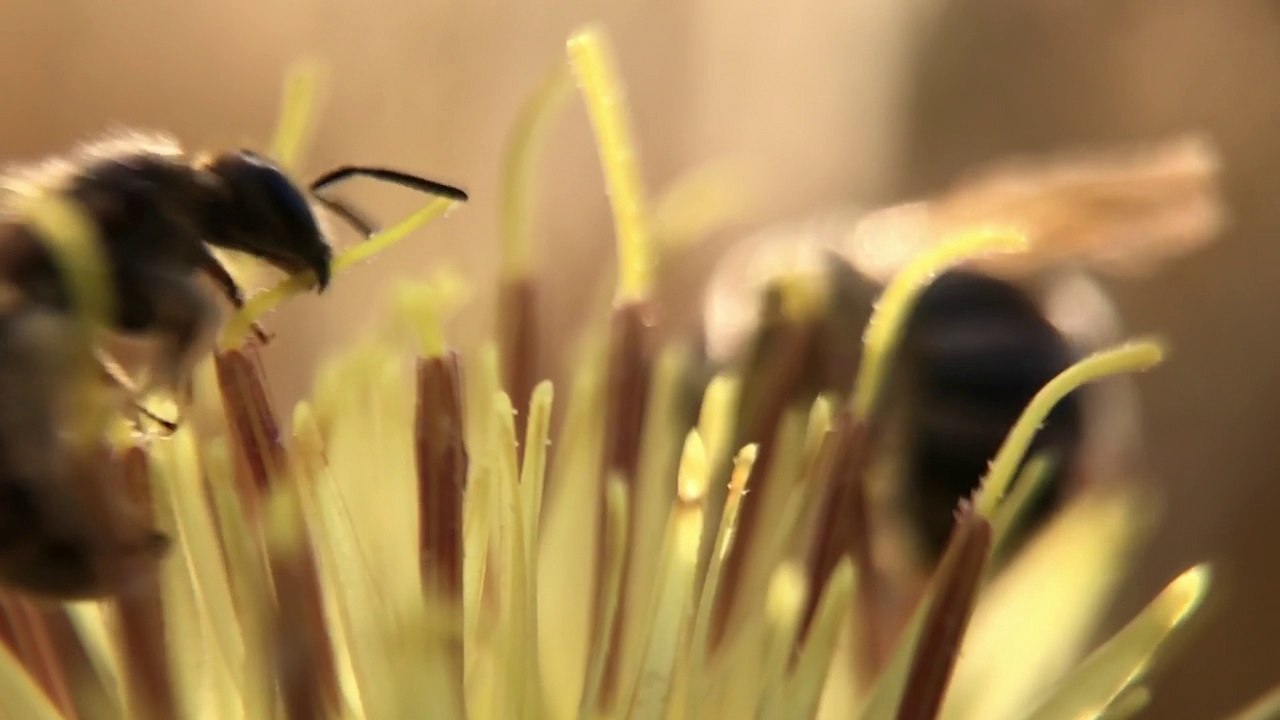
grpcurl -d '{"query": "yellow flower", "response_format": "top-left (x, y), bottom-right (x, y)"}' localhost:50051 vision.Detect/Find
top-left (1, 23), bottom-right (1274, 720)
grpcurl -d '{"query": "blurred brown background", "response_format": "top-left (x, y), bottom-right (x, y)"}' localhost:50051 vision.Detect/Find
top-left (1, 0), bottom-right (1276, 716)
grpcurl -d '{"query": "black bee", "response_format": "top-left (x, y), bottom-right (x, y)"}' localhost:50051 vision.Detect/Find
top-left (3, 133), bottom-right (467, 400)
top-left (878, 269), bottom-right (1085, 565)
top-left (697, 135), bottom-right (1221, 572)
top-left (0, 132), bottom-right (468, 598)
top-left (702, 250), bottom-right (1107, 569)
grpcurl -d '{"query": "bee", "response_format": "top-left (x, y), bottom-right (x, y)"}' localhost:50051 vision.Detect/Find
top-left (879, 269), bottom-right (1089, 565)
top-left (0, 132), bottom-right (468, 598)
top-left (700, 133), bottom-right (1223, 570)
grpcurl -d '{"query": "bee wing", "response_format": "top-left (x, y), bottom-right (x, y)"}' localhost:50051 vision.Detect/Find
top-left (701, 209), bottom-right (873, 367)
top-left (1039, 271), bottom-right (1125, 354)
top-left (843, 134), bottom-right (1227, 282)
top-left (1039, 271), bottom-right (1147, 488)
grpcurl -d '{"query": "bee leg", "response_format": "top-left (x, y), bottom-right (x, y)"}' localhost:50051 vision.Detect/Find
top-left (95, 351), bottom-right (182, 435)
top-left (250, 322), bottom-right (273, 346)
top-left (137, 407), bottom-right (180, 435)
top-left (195, 247), bottom-right (246, 309)
top-left (194, 249), bottom-right (272, 347)
top-left (132, 271), bottom-right (221, 407)
top-left (119, 397), bottom-right (182, 436)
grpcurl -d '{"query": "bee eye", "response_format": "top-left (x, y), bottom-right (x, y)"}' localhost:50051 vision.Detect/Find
top-left (256, 163), bottom-right (319, 234)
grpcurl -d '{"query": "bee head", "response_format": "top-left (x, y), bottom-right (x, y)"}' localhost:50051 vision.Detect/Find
top-left (202, 151), bottom-right (333, 290)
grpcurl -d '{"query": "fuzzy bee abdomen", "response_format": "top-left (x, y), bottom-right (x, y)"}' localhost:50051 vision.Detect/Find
top-left (893, 270), bottom-right (1084, 563)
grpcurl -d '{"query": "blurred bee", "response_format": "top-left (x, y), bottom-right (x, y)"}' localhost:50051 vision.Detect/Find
top-left (0, 131), bottom-right (468, 598)
top-left (700, 133), bottom-right (1224, 570)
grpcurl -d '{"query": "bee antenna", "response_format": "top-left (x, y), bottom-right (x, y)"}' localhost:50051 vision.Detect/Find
top-left (308, 166), bottom-right (469, 202)
top-left (311, 193), bottom-right (379, 238)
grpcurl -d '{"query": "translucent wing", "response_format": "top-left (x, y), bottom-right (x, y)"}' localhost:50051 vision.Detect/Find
top-left (844, 134), bottom-right (1227, 282)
